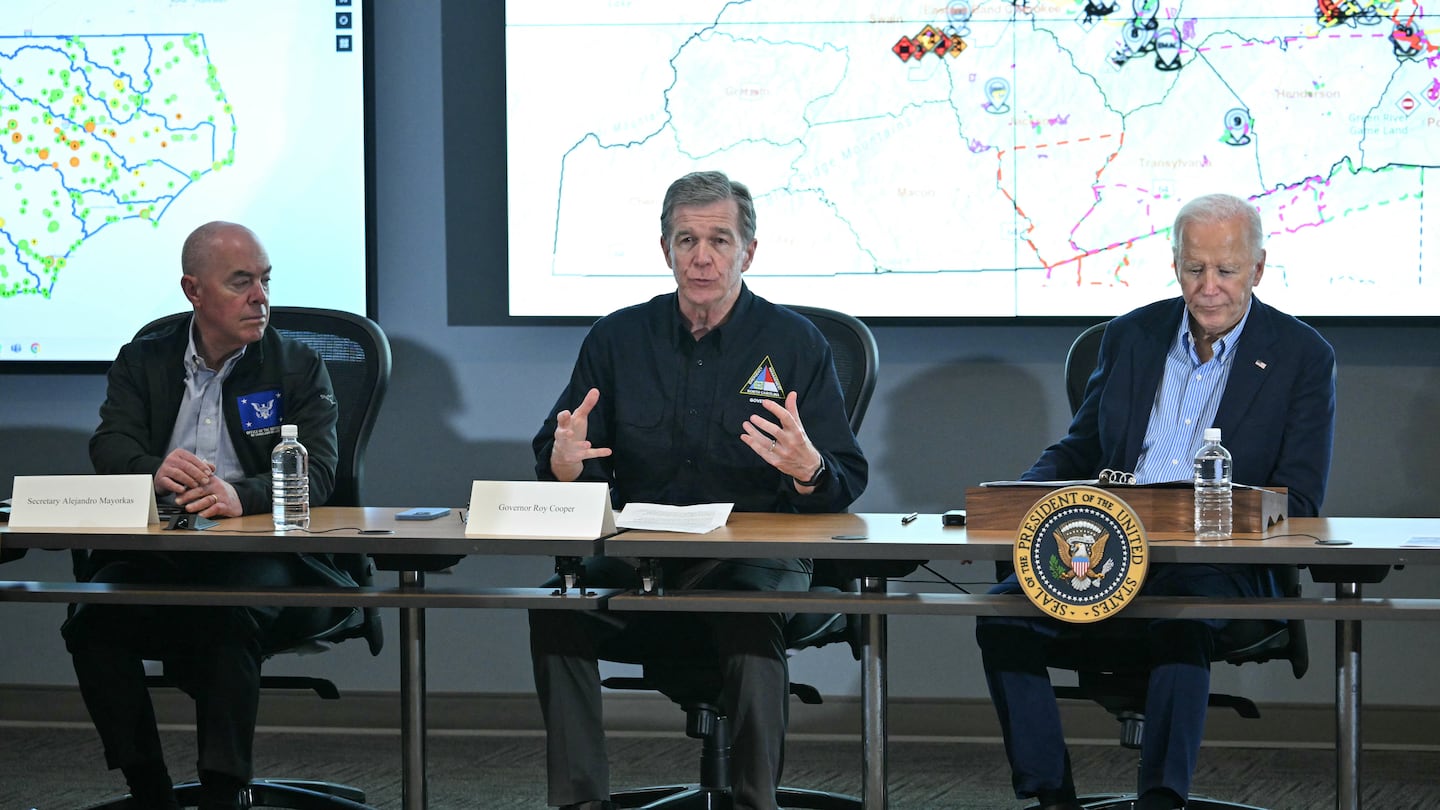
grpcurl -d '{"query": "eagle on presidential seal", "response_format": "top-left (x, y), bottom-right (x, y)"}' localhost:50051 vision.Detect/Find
top-left (1050, 519), bottom-right (1114, 591)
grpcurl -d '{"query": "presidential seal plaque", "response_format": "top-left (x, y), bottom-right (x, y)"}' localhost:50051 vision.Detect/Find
top-left (1014, 485), bottom-right (1149, 623)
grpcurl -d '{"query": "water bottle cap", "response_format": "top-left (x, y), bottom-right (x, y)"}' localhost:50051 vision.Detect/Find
top-left (1203, 427), bottom-right (1222, 442)
top-left (281, 423), bottom-right (298, 439)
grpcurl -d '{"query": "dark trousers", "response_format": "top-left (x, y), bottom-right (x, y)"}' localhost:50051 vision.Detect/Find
top-left (63, 551), bottom-right (338, 783)
top-left (529, 555), bottom-right (812, 810)
top-left (976, 563), bottom-right (1276, 801)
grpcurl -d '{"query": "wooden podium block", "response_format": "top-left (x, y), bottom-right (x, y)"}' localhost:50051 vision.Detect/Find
top-left (963, 484), bottom-right (1287, 534)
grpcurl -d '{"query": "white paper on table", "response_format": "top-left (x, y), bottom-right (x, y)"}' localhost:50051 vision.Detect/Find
top-left (615, 502), bottom-right (734, 534)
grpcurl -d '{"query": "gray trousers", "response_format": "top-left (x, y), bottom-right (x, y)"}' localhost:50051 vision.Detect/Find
top-left (529, 555), bottom-right (812, 810)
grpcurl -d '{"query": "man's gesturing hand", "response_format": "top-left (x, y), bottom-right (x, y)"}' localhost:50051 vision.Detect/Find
top-left (740, 391), bottom-right (825, 493)
top-left (550, 387), bottom-right (613, 482)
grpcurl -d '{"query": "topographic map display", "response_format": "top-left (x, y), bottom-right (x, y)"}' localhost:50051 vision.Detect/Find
top-left (1, 1), bottom-right (366, 362)
top-left (506, 0), bottom-right (1438, 317)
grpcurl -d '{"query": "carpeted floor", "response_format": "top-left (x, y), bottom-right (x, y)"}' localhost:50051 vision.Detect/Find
top-left (4, 724), bottom-right (1439, 809)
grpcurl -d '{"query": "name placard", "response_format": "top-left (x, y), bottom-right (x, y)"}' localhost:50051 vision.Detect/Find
top-left (9, 474), bottom-right (158, 529)
top-left (465, 480), bottom-right (615, 539)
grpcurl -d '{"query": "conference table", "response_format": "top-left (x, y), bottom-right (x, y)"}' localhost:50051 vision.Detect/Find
top-left (606, 513), bottom-right (1440, 810)
top-left (5, 510), bottom-right (1440, 810)
top-left (0, 507), bottom-right (613, 810)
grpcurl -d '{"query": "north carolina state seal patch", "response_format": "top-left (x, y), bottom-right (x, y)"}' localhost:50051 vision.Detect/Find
top-left (1014, 486), bottom-right (1149, 623)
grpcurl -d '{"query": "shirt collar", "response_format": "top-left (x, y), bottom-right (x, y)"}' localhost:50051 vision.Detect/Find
top-left (184, 314), bottom-right (247, 376)
top-left (1179, 298), bottom-right (1253, 365)
top-left (670, 283), bottom-right (754, 348)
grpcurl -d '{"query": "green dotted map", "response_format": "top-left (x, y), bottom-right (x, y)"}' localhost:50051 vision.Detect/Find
top-left (0, 0), bottom-right (366, 364)
top-left (1, 33), bottom-right (234, 300)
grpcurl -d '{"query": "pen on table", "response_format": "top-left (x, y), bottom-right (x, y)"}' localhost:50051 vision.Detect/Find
top-left (901, 512), bottom-right (919, 525)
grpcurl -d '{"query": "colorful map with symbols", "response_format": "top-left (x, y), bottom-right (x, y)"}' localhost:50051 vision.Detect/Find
top-left (506, 0), bottom-right (1439, 318)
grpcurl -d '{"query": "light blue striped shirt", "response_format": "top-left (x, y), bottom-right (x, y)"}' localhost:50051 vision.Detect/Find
top-left (162, 316), bottom-right (247, 502)
top-left (1133, 303), bottom-right (1252, 484)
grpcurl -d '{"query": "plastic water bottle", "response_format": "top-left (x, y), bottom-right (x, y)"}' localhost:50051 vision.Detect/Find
top-left (271, 423), bottom-right (310, 530)
top-left (1193, 427), bottom-right (1232, 541)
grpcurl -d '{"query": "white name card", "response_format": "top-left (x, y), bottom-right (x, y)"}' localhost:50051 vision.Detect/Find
top-left (9, 474), bottom-right (158, 529)
top-left (465, 480), bottom-right (615, 539)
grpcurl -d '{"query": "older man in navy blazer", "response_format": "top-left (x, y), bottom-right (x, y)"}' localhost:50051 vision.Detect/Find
top-left (976, 193), bottom-right (1336, 810)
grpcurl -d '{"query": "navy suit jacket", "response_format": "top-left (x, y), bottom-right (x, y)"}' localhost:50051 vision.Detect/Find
top-left (1025, 296), bottom-right (1335, 518)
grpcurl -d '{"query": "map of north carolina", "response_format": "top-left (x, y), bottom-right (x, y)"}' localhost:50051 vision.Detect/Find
top-left (0, 33), bottom-right (235, 300)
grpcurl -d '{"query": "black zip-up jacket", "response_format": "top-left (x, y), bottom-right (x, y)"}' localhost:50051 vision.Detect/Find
top-left (87, 317), bottom-right (352, 587)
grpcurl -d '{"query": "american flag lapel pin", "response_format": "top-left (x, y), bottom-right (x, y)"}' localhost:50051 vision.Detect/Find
top-left (1255, 360), bottom-right (1268, 370)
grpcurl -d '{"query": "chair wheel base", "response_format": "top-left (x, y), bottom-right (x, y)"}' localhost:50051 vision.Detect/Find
top-left (610, 785), bottom-right (860, 810)
top-left (79, 778), bottom-right (376, 810)
top-left (1024, 795), bottom-right (1270, 810)
top-left (611, 784), bottom-right (721, 809)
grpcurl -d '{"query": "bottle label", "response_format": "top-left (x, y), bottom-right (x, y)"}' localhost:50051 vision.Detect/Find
top-left (237, 389), bottom-right (284, 436)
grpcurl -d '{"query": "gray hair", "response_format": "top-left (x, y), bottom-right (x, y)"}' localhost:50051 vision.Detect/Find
top-left (1172, 193), bottom-right (1263, 261)
top-left (660, 171), bottom-right (756, 246)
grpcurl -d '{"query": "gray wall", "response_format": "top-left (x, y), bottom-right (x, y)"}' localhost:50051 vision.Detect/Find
top-left (2, 0), bottom-right (1438, 711)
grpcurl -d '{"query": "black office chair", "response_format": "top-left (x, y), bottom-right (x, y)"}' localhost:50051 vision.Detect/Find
top-left (1027, 320), bottom-right (1308, 810)
top-left (269, 306), bottom-right (390, 653)
top-left (598, 306), bottom-right (879, 810)
top-left (1064, 320), bottom-right (1107, 416)
top-left (82, 307), bottom-right (391, 810)
top-left (788, 306), bottom-right (879, 436)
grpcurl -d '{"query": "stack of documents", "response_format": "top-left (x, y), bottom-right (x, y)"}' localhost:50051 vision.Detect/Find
top-left (615, 502), bottom-right (733, 533)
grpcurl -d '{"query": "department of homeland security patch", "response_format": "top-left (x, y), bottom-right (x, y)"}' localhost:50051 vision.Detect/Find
top-left (238, 389), bottom-right (283, 436)
top-left (740, 356), bottom-right (785, 399)
top-left (1014, 485), bottom-right (1148, 623)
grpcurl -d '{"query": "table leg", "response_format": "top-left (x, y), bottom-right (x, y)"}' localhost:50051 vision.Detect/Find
top-left (861, 576), bottom-right (888, 810)
top-left (1336, 581), bottom-right (1361, 810)
top-left (400, 570), bottom-right (428, 810)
